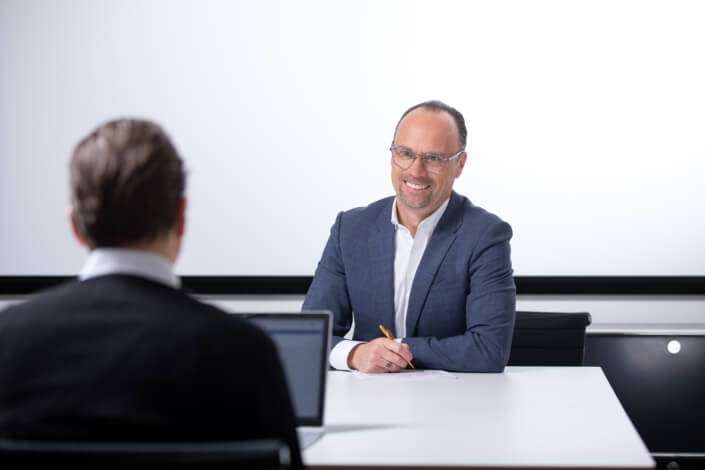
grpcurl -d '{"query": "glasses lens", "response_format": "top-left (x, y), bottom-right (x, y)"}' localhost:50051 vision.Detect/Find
top-left (423, 154), bottom-right (444, 172)
top-left (392, 147), bottom-right (414, 168)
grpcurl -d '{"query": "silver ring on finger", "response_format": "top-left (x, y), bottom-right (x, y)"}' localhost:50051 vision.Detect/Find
top-left (384, 361), bottom-right (391, 370)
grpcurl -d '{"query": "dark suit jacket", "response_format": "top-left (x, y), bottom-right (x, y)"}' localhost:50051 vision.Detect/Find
top-left (303, 191), bottom-right (516, 372)
top-left (0, 274), bottom-right (302, 468)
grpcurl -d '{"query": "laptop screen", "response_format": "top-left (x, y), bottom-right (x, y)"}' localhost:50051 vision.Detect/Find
top-left (235, 312), bottom-right (330, 426)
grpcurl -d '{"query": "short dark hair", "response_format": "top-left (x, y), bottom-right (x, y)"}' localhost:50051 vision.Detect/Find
top-left (393, 100), bottom-right (468, 150)
top-left (70, 118), bottom-right (186, 248)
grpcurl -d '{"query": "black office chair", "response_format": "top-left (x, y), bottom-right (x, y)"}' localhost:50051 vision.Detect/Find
top-left (507, 311), bottom-right (592, 366)
top-left (0, 438), bottom-right (290, 467)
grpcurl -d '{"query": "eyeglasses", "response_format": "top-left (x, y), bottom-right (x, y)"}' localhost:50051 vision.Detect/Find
top-left (390, 146), bottom-right (464, 174)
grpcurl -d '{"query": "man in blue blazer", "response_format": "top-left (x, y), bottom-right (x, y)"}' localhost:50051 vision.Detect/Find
top-left (303, 100), bottom-right (516, 373)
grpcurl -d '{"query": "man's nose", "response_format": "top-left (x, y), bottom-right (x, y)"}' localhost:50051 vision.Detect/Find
top-left (407, 155), bottom-right (428, 176)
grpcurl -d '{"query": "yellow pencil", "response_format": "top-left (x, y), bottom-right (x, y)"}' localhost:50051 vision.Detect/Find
top-left (379, 324), bottom-right (415, 369)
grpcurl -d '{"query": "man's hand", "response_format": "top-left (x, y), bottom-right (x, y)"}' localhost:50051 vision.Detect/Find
top-left (348, 338), bottom-right (413, 373)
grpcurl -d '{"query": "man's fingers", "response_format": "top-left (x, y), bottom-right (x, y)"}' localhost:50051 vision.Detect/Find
top-left (387, 342), bottom-right (413, 363)
top-left (351, 338), bottom-right (413, 373)
top-left (374, 338), bottom-right (413, 368)
top-left (379, 350), bottom-right (409, 369)
top-left (376, 358), bottom-right (400, 373)
top-left (372, 337), bottom-right (413, 362)
top-left (352, 342), bottom-right (392, 373)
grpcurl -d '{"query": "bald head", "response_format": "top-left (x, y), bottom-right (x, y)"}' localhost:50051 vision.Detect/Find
top-left (393, 100), bottom-right (467, 151)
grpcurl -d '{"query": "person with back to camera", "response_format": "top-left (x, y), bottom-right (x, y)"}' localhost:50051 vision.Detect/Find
top-left (0, 118), bottom-right (302, 468)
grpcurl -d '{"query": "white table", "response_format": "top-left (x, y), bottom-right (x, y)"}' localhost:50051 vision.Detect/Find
top-left (304, 367), bottom-right (654, 469)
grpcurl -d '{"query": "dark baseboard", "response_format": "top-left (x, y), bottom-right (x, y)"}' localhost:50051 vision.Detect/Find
top-left (1, 276), bottom-right (703, 296)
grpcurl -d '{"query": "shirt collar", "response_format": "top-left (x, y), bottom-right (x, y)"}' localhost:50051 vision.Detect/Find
top-left (79, 248), bottom-right (181, 289)
top-left (391, 197), bottom-right (450, 233)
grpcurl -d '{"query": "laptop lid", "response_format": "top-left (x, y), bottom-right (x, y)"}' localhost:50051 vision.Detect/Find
top-left (235, 311), bottom-right (331, 427)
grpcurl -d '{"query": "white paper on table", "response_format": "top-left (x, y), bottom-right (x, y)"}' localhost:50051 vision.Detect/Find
top-left (351, 369), bottom-right (457, 381)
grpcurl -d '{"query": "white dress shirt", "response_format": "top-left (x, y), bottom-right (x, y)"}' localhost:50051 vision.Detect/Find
top-left (329, 198), bottom-right (450, 370)
top-left (79, 247), bottom-right (180, 289)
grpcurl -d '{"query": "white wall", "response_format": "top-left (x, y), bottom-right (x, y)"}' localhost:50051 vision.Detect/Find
top-left (2, 0), bottom-right (705, 278)
top-left (1, 1), bottom-right (703, 325)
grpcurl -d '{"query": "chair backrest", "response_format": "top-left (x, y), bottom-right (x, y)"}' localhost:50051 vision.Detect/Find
top-left (507, 311), bottom-right (592, 366)
top-left (0, 438), bottom-right (290, 468)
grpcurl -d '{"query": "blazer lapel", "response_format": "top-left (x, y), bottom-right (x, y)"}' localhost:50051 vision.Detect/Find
top-left (405, 192), bottom-right (464, 337)
top-left (368, 199), bottom-right (396, 335)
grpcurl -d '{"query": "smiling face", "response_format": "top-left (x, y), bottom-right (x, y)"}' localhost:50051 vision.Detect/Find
top-left (391, 107), bottom-right (466, 227)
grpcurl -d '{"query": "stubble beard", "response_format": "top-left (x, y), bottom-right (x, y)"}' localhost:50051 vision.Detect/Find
top-left (398, 182), bottom-right (432, 211)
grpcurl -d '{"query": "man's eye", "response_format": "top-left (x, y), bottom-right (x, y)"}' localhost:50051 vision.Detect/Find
top-left (425, 154), bottom-right (442, 162)
top-left (400, 150), bottom-right (413, 158)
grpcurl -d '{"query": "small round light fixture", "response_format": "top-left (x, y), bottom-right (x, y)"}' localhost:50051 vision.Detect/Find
top-left (666, 339), bottom-right (681, 355)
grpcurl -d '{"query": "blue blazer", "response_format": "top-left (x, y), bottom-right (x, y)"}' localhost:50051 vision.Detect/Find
top-left (303, 191), bottom-right (516, 372)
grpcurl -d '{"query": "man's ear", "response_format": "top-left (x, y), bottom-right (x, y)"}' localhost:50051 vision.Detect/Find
top-left (176, 197), bottom-right (186, 238)
top-left (68, 206), bottom-right (90, 247)
top-left (455, 151), bottom-right (468, 178)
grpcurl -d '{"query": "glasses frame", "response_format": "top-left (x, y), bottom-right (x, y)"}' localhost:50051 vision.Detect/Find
top-left (389, 145), bottom-right (464, 173)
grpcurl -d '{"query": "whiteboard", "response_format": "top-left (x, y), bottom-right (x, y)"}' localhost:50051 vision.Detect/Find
top-left (1, 0), bottom-right (704, 277)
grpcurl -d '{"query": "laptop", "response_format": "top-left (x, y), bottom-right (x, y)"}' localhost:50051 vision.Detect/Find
top-left (235, 311), bottom-right (331, 449)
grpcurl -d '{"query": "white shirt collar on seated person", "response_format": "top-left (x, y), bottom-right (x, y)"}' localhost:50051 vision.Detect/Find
top-left (79, 247), bottom-right (181, 289)
top-left (390, 196), bottom-right (449, 232)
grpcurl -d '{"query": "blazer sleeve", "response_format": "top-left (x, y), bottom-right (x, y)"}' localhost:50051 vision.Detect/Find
top-left (404, 220), bottom-right (516, 372)
top-left (302, 212), bottom-right (353, 350)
